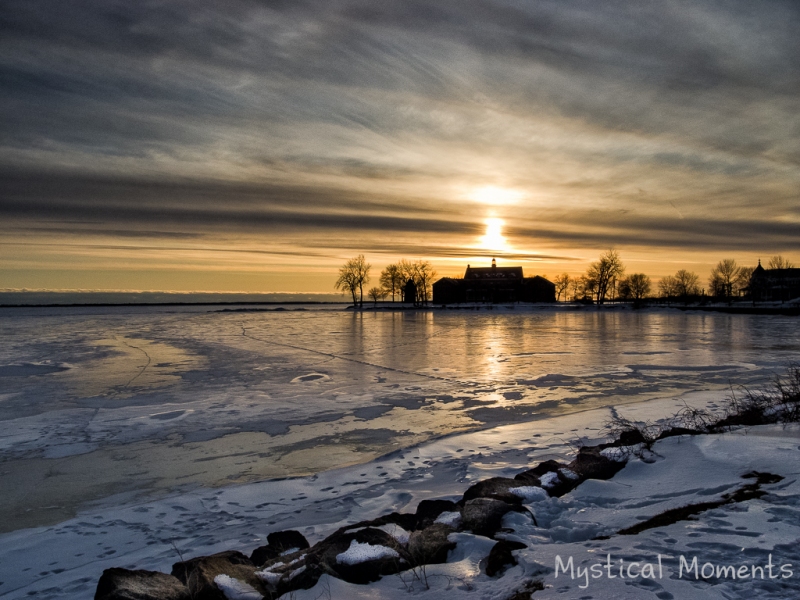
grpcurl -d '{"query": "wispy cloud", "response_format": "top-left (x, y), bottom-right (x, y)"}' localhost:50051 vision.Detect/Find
top-left (1, 0), bottom-right (798, 288)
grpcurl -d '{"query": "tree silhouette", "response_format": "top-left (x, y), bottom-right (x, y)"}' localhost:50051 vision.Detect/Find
top-left (767, 255), bottom-right (795, 269)
top-left (368, 286), bottom-right (385, 307)
top-left (674, 270), bottom-right (700, 302)
top-left (586, 249), bottom-right (625, 304)
top-left (335, 254), bottom-right (371, 307)
top-left (708, 259), bottom-right (741, 300)
top-left (659, 275), bottom-right (678, 303)
top-left (620, 273), bottom-right (651, 305)
top-left (554, 273), bottom-right (571, 302)
top-left (379, 264), bottom-right (403, 302)
top-left (398, 259), bottom-right (436, 305)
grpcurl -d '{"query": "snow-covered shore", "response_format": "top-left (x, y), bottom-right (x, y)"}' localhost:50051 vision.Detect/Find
top-left (5, 392), bottom-right (800, 599)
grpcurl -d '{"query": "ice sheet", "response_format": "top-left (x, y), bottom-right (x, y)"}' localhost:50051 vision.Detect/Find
top-left (1, 305), bottom-right (799, 599)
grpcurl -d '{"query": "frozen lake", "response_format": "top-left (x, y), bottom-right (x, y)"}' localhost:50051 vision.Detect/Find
top-left (1, 304), bottom-right (798, 535)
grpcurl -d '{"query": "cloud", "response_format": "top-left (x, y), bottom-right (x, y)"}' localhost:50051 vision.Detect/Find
top-left (1, 0), bottom-right (799, 287)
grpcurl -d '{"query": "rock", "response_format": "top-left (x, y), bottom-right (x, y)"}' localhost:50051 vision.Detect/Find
top-left (483, 540), bottom-right (527, 577)
top-left (514, 460), bottom-right (581, 497)
top-left (95, 568), bottom-right (190, 600)
top-left (312, 527), bottom-right (409, 585)
top-left (407, 523), bottom-right (457, 565)
top-left (462, 477), bottom-right (525, 504)
top-left (617, 428), bottom-right (647, 446)
top-left (171, 551), bottom-right (265, 600)
top-left (415, 499), bottom-right (458, 528)
top-left (514, 460), bottom-right (566, 483)
top-left (461, 498), bottom-right (515, 537)
top-left (568, 447), bottom-right (625, 481)
top-left (251, 530), bottom-right (310, 566)
top-left (366, 511), bottom-right (418, 532)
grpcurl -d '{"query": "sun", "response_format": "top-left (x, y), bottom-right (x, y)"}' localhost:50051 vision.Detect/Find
top-left (480, 217), bottom-right (509, 251)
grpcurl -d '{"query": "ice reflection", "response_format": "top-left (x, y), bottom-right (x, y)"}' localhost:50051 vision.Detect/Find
top-left (0, 306), bottom-right (798, 530)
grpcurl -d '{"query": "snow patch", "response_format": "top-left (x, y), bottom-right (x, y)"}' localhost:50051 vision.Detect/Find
top-left (288, 565), bottom-right (306, 580)
top-left (600, 446), bottom-right (632, 462)
top-left (335, 540), bottom-right (400, 565)
top-left (255, 569), bottom-right (283, 586)
top-left (509, 486), bottom-right (549, 502)
top-left (213, 575), bottom-right (262, 600)
top-left (539, 471), bottom-right (560, 488)
top-left (559, 468), bottom-right (579, 480)
top-left (434, 511), bottom-right (462, 527)
top-left (375, 524), bottom-right (411, 544)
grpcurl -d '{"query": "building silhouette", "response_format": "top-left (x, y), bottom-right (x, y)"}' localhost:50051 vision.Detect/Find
top-left (432, 258), bottom-right (555, 304)
top-left (402, 278), bottom-right (417, 304)
top-left (749, 260), bottom-right (800, 302)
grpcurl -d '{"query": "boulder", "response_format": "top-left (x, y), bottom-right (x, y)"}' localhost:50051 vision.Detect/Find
top-left (312, 527), bottom-right (409, 585)
top-left (514, 460), bottom-right (581, 497)
top-left (483, 540), bottom-right (527, 577)
top-left (514, 460), bottom-right (566, 484)
top-left (462, 477), bottom-right (525, 504)
top-left (407, 523), bottom-right (457, 565)
top-left (415, 499), bottom-right (459, 529)
top-left (95, 568), bottom-right (190, 600)
top-left (251, 530), bottom-right (310, 566)
top-left (568, 447), bottom-right (625, 481)
top-left (171, 551), bottom-right (265, 600)
top-left (461, 498), bottom-right (515, 537)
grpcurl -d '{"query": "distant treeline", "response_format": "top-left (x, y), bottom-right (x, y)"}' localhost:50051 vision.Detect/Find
top-left (552, 251), bottom-right (795, 305)
top-left (335, 251), bottom-right (796, 308)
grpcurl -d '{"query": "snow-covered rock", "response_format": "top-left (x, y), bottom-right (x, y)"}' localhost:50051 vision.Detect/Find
top-left (335, 540), bottom-right (400, 565)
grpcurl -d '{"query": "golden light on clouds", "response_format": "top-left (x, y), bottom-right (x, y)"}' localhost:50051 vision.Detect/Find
top-left (469, 186), bottom-right (524, 206)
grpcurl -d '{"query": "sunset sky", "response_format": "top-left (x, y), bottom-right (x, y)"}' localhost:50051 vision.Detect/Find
top-left (2, 1), bottom-right (799, 293)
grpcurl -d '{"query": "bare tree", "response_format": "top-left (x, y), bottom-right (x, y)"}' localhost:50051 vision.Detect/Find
top-left (578, 275), bottom-right (597, 302)
top-left (674, 270), bottom-right (700, 300)
top-left (368, 286), bottom-right (385, 307)
top-left (569, 277), bottom-right (581, 302)
top-left (553, 273), bottom-right (571, 302)
top-left (709, 259), bottom-right (741, 300)
top-left (586, 249), bottom-right (625, 304)
top-left (767, 255), bottom-right (795, 269)
top-left (398, 259), bottom-right (436, 305)
top-left (659, 275), bottom-right (678, 303)
top-left (335, 254), bottom-right (371, 307)
top-left (379, 264), bottom-right (403, 302)
top-left (622, 273), bottom-right (651, 305)
top-left (412, 260), bottom-right (437, 305)
top-left (736, 266), bottom-right (754, 297)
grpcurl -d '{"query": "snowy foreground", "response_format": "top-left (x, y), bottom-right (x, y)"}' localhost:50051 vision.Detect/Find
top-left (3, 394), bottom-right (800, 599)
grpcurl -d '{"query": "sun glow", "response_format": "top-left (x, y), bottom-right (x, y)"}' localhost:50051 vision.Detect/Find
top-left (470, 186), bottom-right (523, 206)
top-left (480, 218), bottom-right (509, 251)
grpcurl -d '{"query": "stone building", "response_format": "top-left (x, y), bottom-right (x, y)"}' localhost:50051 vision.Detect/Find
top-left (432, 259), bottom-right (556, 304)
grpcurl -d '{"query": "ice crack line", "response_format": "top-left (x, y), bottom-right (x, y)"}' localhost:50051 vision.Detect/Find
top-left (119, 337), bottom-right (151, 388)
top-left (240, 326), bottom-right (474, 386)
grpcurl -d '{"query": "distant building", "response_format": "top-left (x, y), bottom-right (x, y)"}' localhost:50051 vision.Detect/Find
top-left (432, 258), bottom-right (556, 304)
top-left (402, 278), bottom-right (417, 304)
top-left (749, 260), bottom-right (800, 302)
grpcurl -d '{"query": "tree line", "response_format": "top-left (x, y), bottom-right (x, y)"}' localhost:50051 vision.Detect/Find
top-left (335, 255), bottom-right (436, 307)
top-left (336, 252), bottom-right (794, 307)
top-left (552, 251), bottom-right (795, 305)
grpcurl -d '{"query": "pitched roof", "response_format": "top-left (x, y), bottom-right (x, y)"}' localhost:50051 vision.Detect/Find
top-left (464, 266), bottom-right (524, 280)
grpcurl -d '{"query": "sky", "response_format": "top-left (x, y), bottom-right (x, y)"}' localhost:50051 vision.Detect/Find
top-left (1, 0), bottom-right (799, 293)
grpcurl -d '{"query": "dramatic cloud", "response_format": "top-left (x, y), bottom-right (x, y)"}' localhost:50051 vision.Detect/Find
top-left (1, 0), bottom-right (798, 290)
